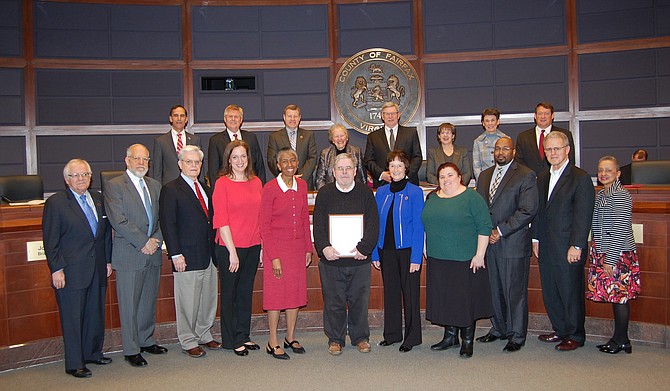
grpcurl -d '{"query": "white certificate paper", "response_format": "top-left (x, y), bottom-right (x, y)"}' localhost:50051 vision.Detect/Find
top-left (329, 214), bottom-right (364, 257)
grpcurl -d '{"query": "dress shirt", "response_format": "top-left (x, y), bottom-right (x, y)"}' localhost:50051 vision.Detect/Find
top-left (276, 176), bottom-right (298, 193)
top-left (385, 125), bottom-right (398, 148)
top-left (171, 128), bottom-right (184, 151)
top-left (126, 169), bottom-right (151, 206)
top-left (70, 189), bottom-right (98, 223)
top-left (226, 128), bottom-right (242, 141)
top-left (490, 161), bottom-right (512, 237)
top-left (171, 173), bottom-right (209, 261)
top-left (534, 125), bottom-right (554, 149)
top-left (548, 158), bottom-right (570, 200)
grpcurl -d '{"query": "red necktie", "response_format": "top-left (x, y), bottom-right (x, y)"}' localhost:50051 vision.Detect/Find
top-left (233, 133), bottom-right (238, 140)
top-left (194, 183), bottom-right (208, 217)
top-left (176, 133), bottom-right (183, 154)
top-left (538, 130), bottom-right (545, 160)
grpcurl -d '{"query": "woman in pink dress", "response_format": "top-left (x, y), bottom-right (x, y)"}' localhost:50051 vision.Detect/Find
top-left (260, 148), bottom-right (313, 360)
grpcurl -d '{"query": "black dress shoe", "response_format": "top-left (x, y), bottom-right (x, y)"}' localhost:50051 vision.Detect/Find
top-left (243, 342), bottom-right (260, 350)
top-left (596, 339), bottom-right (614, 349)
top-left (125, 354), bottom-right (148, 367)
top-left (85, 357), bottom-right (112, 365)
top-left (65, 367), bottom-right (91, 378)
top-left (378, 340), bottom-right (398, 346)
top-left (399, 345), bottom-right (412, 352)
top-left (234, 346), bottom-right (249, 356)
top-left (266, 344), bottom-right (290, 360)
top-left (503, 341), bottom-right (522, 352)
top-left (599, 341), bottom-right (632, 354)
top-left (284, 339), bottom-right (306, 354)
top-left (475, 332), bottom-right (501, 343)
top-left (140, 344), bottom-right (168, 355)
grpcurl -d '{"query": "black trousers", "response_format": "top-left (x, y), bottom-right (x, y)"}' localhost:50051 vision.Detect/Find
top-left (538, 260), bottom-right (586, 343)
top-left (486, 245), bottom-right (530, 344)
top-left (380, 248), bottom-right (422, 347)
top-left (55, 266), bottom-right (106, 370)
top-left (216, 244), bottom-right (260, 349)
top-left (318, 261), bottom-right (370, 346)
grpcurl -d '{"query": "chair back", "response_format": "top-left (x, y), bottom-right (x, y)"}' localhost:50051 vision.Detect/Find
top-left (100, 171), bottom-right (125, 194)
top-left (631, 160), bottom-right (670, 185)
top-left (0, 175), bottom-right (44, 203)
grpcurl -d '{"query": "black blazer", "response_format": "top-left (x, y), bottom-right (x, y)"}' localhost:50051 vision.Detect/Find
top-left (515, 126), bottom-right (576, 175)
top-left (152, 131), bottom-right (202, 185)
top-left (364, 125), bottom-right (422, 188)
top-left (476, 161), bottom-right (538, 258)
top-left (207, 129), bottom-right (267, 188)
top-left (531, 163), bottom-right (595, 266)
top-left (43, 189), bottom-right (112, 290)
top-left (159, 176), bottom-right (215, 272)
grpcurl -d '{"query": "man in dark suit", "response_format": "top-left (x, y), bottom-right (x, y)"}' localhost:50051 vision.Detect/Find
top-left (267, 104), bottom-right (317, 189)
top-left (531, 131), bottom-right (594, 351)
top-left (208, 104), bottom-right (266, 188)
top-left (43, 159), bottom-right (113, 378)
top-left (475, 137), bottom-right (538, 352)
top-left (515, 102), bottom-right (576, 175)
top-left (364, 101), bottom-right (422, 188)
top-left (104, 144), bottom-right (167, 367)
top-left (152, 105), bottom-right (202, 185)
top-left (159, 145), bottom-right (220, 358)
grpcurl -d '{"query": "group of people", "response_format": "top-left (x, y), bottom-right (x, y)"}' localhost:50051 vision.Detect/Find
top-left (42, 100), bottom-right (641, 378)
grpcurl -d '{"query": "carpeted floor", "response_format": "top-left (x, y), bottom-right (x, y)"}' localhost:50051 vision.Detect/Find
top-left (2, 328), bottom-right (669, 391)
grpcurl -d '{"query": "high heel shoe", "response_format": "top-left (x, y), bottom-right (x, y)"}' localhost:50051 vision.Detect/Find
top-left (599, 341), bottom-right (632, 354)
top-left (596, 339), bottom-right (614, 350)
top-left (266, 343), bottom-right (290, 360)
top-left (284, 338), bottom-right (306, 354)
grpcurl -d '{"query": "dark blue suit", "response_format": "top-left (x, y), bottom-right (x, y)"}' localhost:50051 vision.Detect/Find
top-left (43, 189), bottom-right (112, 370)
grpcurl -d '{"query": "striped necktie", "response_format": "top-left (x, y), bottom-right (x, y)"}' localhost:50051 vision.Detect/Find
top-left (176, 132), bottom-right (183, 154)
top-left (489, 167), bottom-right (503, 205)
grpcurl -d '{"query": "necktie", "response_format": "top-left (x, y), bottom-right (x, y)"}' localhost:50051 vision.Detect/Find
top-left (140, 179), bottom-right (153, 235)
top-left (538, 130), bottom-right (545, 160)
top-left (233, 133), bottom-right (238, 140)
top-left (176, 132), bottom-right (183, 155)
top-left (194, 182), bottom-right (208, 217)
top-left (79, 194), bottom-right (97, 236)
top-left (489, 168), bottom-right (503, 205)
top-left (290, 131), bottom-right (297, 151)
top-left (389, 128), bottom-right (395, 150)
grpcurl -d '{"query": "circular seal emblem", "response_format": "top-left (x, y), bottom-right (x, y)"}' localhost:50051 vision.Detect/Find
top-left (334, 48), bottom-right (421, 135)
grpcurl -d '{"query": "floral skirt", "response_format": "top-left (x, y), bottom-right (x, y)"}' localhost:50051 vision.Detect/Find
top-left (586, 243), bottom-right (641, 304)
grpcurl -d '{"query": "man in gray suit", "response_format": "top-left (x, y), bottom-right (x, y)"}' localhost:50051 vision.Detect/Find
top-left (475, 137), bottom-right (538, 352)
top-left (104, 144), bottom-right (166, 367)
top-left (152, 105), bottom-right (202, 185)
top-left (267, 104), bottom-right (317, 189)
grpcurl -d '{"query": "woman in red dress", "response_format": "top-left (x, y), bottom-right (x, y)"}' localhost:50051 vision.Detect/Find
top-left (260, 148), bottom-right (313, 360)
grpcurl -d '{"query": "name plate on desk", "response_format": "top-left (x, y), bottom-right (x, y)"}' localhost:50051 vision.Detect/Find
top-left (27, 241), bottom-right (46, 262)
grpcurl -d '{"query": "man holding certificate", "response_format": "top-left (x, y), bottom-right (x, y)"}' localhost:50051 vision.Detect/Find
top-left (313, 153), bottom-right (379, 356)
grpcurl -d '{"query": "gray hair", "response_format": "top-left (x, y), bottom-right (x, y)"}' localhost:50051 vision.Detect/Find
top-left (179, 145), bottom-right (204, 161)
top-left (276, 147), bottom-right (298, 164)
top-left (544, 131), bottom-right (568, 146)
top-left (333, 152), bottom-right (357, 170)
top-left (63, 158), bottom-right (91, 178)
top-left (598, 155), bottom-right (620, 171)
top-left (328, 124), bottom-right (349, 142)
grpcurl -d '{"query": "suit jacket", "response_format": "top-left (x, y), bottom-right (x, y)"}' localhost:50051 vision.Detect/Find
top-left (152, 131), bottom-right (202, 185)
top-left (159, 176), bottom-right (215, 272)
top-left (364, 125), bottom-right (422, 188)
top-left (314, 144), bottom-right (366, 189)
top-left (43, 189), bottom-right (112, 290)
top-left (426, 144), bottom-right (473, 185)
top-left (531, 163), bottom-right (595, 266)
top-left (104, 172), bottom-right (163, 271)
top-left (515, 126), bottom-right (576, 175)
top-left (267, 127), bottom-right (317, 189)
top-left (208, 129), bottom-right (266, 189)
top-left (476, 161), bottom-right (538, 258)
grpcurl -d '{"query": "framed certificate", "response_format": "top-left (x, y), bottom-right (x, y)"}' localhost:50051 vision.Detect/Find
top-left (329, 214), bottom-right (364, 257)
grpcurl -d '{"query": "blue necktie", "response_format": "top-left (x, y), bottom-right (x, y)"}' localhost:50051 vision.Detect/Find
top-left (140, 179), bottom-right (153, 235)
top-left (79, 194), bottom-right (97, 236)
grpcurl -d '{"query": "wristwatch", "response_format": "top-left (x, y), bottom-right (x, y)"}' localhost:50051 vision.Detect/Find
top-left (573, 246), bottom-right (582, 251)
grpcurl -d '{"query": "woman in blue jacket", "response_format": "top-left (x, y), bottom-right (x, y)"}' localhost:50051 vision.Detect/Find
top-left (372, 150), bottom-right (425, 352)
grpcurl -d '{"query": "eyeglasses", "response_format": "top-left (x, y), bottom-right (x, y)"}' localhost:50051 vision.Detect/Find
top-left (67, 172), bottom-right (92, 179)
top-left (129, 156), bottom-right (151, 163)
top-left (335, 166), bottom-right (354, 172)
top-left (494, 146), bottom-right (512, 152)
top-left (544, 146), bottom-right (568, 154)
top-left (382, 111), bottom-right (399, 116)
top-left (181, 159), bottom-right (202, 166)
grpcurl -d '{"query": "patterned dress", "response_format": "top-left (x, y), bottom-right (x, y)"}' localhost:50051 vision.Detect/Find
top-left (586, 180), bottom-right (641, 304)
